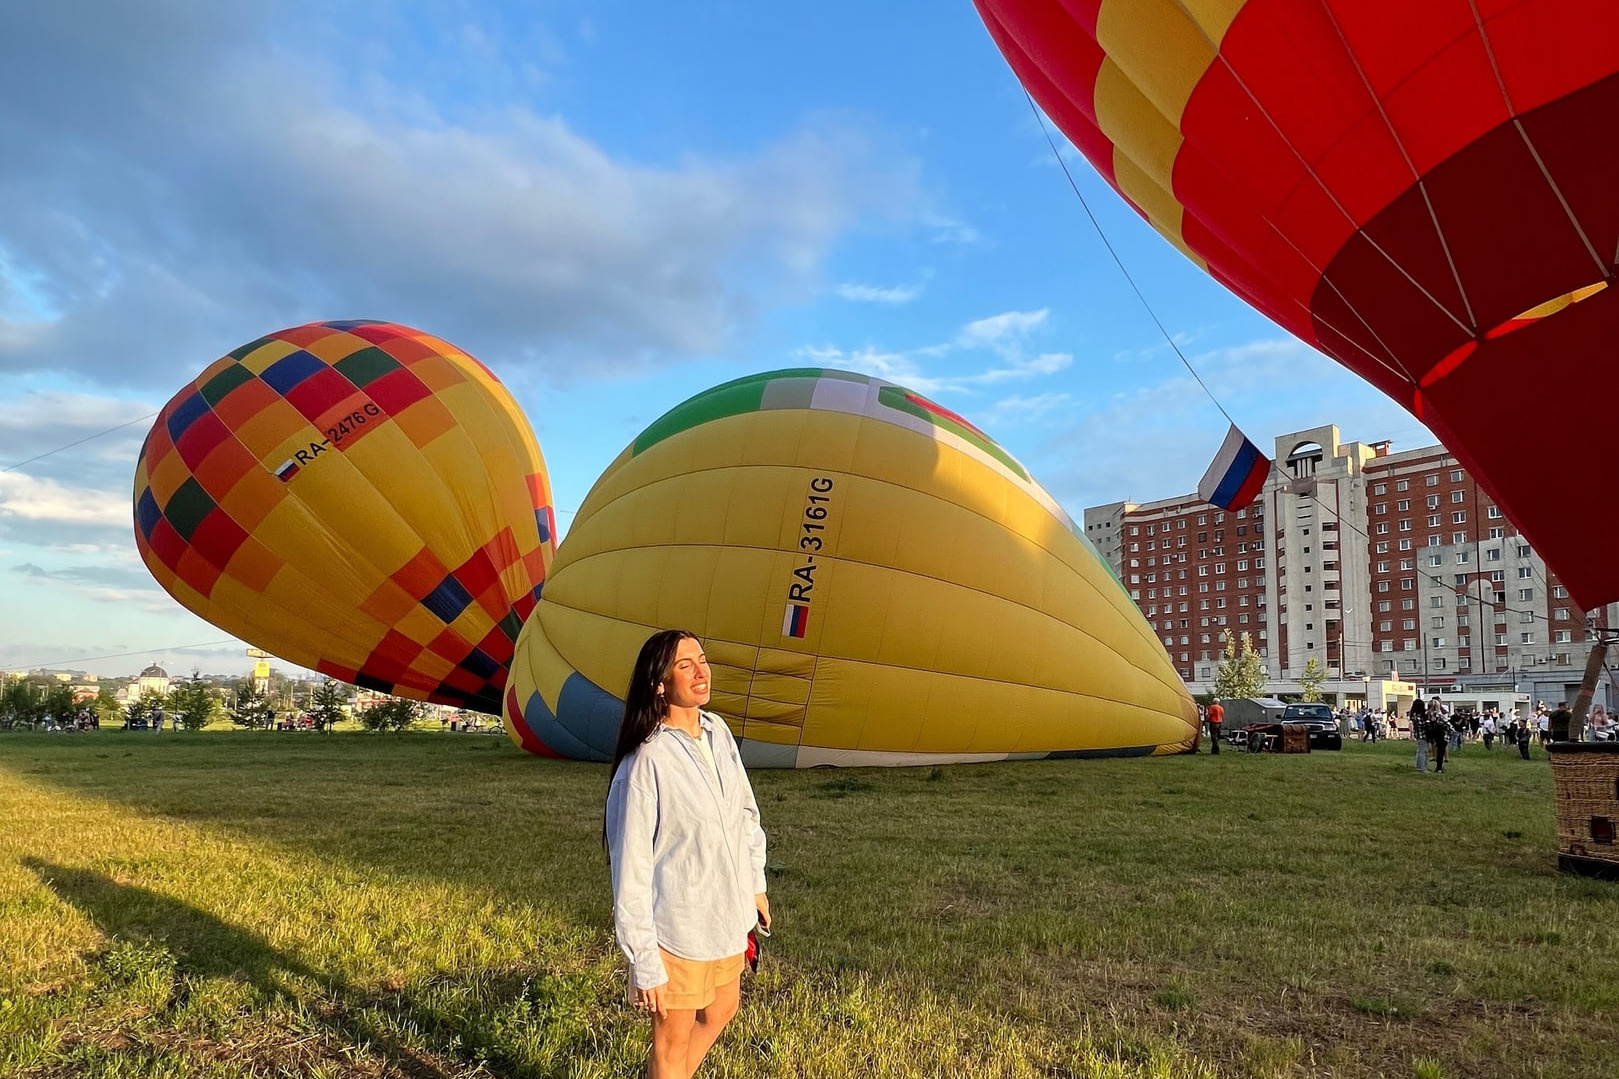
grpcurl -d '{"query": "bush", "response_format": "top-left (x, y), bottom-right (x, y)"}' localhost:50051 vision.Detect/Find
top-left (358, 697), bottom-right (419, 732)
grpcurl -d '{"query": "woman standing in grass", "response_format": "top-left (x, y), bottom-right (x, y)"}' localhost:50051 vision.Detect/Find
top-left (606, 629), bottom-right (771, 1079)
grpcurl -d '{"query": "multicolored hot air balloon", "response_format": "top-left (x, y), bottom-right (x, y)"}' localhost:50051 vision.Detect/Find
top-left (976, 0), bottom-right (1619, 609)
top-left (134, 320), bottom-right (554, 712)
top-left (504, 368), bottom-right (1198, 766)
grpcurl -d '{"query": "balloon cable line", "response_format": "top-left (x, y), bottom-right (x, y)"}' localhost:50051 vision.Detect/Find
top-left (0, 639), bottom-right (240, 674)
top-left (1, 411), bottom-right (159, 474)
top-left (1025, 92), bottom-right (1236, 429)
top-left (1025, 97), bottom-right (1585, 641)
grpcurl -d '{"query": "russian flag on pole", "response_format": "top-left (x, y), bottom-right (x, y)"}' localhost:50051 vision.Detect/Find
top-left (1197, 425), bottom-right (1270, 511)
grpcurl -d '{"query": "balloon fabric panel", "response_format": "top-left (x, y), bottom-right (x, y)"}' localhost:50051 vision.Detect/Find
top-left (134, 321), bottom-right (553, 712)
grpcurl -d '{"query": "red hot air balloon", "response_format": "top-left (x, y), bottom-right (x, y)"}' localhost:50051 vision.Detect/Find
top-left (975, 0), bottom-right (1619, 609)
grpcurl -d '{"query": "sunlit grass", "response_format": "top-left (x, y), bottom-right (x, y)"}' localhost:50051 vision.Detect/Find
top-left (2, 732), bottom-right (1615, 1077)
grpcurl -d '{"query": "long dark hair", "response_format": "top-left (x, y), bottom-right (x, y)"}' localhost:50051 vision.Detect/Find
top-left (603, 629), bottom-right (698, 846)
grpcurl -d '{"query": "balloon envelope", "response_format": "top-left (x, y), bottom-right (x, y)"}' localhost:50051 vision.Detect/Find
top-left (134, 320), bottom-right (554, 712)
top-left (976, 0), bottom-right (1619, 609)
top-left (504, 368), bottom-right (1198, 765)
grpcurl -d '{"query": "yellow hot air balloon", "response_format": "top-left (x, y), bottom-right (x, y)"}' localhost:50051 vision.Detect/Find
top-left (504, 368), bottom-right (1196, 765)
top-left (134, 320), bottom-right (554, 713)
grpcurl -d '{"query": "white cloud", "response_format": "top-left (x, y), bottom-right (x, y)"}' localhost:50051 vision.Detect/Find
top-left (796, 306), bottom-right (1074, 398)
top-left (0, 472), bottom-right (128, 530)
top-left (919, 210), bottom-right (980, 245)
top-left (985, 392), bottom-right (1073, 426)
top-left (0, 2), bottom-right (915, 387)
top-left (958, 308), bottom-right (1048, 350)
top-left (834, 282), bottom-right (923, 304)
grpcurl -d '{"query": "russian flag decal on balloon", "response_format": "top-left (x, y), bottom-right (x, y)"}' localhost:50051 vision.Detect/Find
top-left (1197, 425), bottom-right (1270, 511)
top-left (782, 603), bottom-right (809, 639)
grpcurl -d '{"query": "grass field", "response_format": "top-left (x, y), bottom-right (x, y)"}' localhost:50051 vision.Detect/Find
top-left (2, 731), bottom-right (1616, 1078)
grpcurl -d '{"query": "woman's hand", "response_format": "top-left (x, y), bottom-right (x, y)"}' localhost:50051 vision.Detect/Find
top-left (633, 981), bottom-right (670, 1017)
top-left (755, 893), bottom-right (771, 932)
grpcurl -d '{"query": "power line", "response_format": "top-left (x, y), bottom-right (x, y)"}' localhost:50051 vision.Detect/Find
top-left (0, 639), bottom-right (240, 674)
top-left (1, 411), bottom-right (158, 474)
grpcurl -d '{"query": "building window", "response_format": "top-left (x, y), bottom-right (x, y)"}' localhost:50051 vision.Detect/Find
top-left (1426, 474), bottom-right (1439, 486)
top-left (1402, 619), bottom-right (1416, 630)
top-left (1401, 578), bottom-right (1414, 590)
top-left (1450, 470), bottom-right (1464, 482)
top-left (1433, 658), bottom-right (1448, 670)
top-left (1521, 632), bottom-right (1535, 645)
top-left (1431, 616), bottom-right (1445, 628)
top-left (1376, 522), bottom-right (1390, 534)
top-left (1555, 630), bottom-right (1572, 643)
top-left (1518, 567), bottom-right (1533, 579)
top-left (1397, 480), bottom-right (1409, 491)
top-left (1487, 505), bottom-right (1502, 519)
top-left (1426, 515), bottom-right (1440, 527)
top-left (1456, 551), bottom-right (1470, 563)
top-left (1397, 499), bottom-right (1411, 511)
top-left (1452, 511), bottom-right (1467, 523)
top-left (1553, 585), bottom-right (1568, 598)
top-left (1373, 483), bottom-right (1386, 494)
top-left (1451, 490), bottom-right (1465, 503)
top-left (1519, 588), bottom-right (1534, 601)
top-left (1426, 555), bottom-right (1441, 567)
top-left (1427, 494), bottom-right (1440, 509)
top-left (1399, 520), bottom-right (1412, 531)
top-left (1486, 548), bottom-right (1501, 561)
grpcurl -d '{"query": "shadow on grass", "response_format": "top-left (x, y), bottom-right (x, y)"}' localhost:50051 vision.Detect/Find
top-left (22, 855), bottom-right (633, 1076)
top-left (23, 857), bottom-right (458, 1077)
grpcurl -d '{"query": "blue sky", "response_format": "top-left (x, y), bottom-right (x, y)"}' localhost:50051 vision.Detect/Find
top-left (0, 0), bottom-right (1432, 677)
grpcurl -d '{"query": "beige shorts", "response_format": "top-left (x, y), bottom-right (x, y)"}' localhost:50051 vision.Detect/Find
top-left (630, 946), bottom-right (747, 1011)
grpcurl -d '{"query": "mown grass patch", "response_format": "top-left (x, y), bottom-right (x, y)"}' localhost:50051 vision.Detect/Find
top-left (2, 732), bottom-right (1616, 1077)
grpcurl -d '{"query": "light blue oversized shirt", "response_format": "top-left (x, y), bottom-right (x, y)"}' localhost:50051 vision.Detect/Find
top-left (606, 712), bottom-right (768, 989)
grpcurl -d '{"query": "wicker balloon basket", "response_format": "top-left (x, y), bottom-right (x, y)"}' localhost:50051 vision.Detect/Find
top-left (1549, 742), bottom-right (1619, 881)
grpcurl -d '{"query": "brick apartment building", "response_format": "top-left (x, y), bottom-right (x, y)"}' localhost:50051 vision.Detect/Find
top-left (1084, 424), bottom-right (1614, 706)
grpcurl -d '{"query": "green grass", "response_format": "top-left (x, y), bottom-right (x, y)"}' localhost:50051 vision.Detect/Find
top-left (2, 733), bottom-right (1616, 1078)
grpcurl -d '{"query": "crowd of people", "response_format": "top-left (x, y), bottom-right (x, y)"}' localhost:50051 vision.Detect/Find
top-left (1340, 698), bottom-right (1613, 771)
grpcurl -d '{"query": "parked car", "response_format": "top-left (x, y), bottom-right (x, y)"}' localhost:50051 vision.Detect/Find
top-left (1280, 702), bottom-right (1343, 750)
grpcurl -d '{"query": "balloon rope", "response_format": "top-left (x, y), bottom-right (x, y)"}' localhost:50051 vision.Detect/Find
top-left (1023, 93), bottom-right (1236, 428)
top-left (1, 411), bottom-right (159, 474)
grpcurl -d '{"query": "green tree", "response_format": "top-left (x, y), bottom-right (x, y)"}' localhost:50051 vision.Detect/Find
top-left (230, 682), bottom-right (276, 729)
top-left (42, 682), bottom-right (76, 726)
top-left (1212, 630), bottom-right (1267, 701)
top-left (166, 671), bottom-right (218, 731)
top-left (358, 697), bottom-right (418, 732)
top-left (125, 693), bottom-right (161, 729)
top-left (309, 679), bottom-right (347, 732)
top-left (1, 678), bottom-right (44, 730)
top-left (1298, 657), bottom-right (1327, 703)
top-left (94, 685), bottom-right (122, 726)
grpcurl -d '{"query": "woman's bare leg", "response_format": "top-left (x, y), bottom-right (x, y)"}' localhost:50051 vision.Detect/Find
top-left (650, 1009), bottom-right (697, 1079)
top-left (685, 976), bottom-right (741, 1075)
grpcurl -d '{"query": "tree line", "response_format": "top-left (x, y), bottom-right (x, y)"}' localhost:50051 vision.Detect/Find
top-left (0, 673), bottom-right (423, 732)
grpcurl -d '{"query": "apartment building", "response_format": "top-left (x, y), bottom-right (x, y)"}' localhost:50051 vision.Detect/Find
top-left (1084, 424), bottom-right (1611, 704)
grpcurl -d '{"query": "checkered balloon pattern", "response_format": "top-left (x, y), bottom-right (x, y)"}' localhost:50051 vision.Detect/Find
top-left (133, 320), bottom-right (555, 713)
